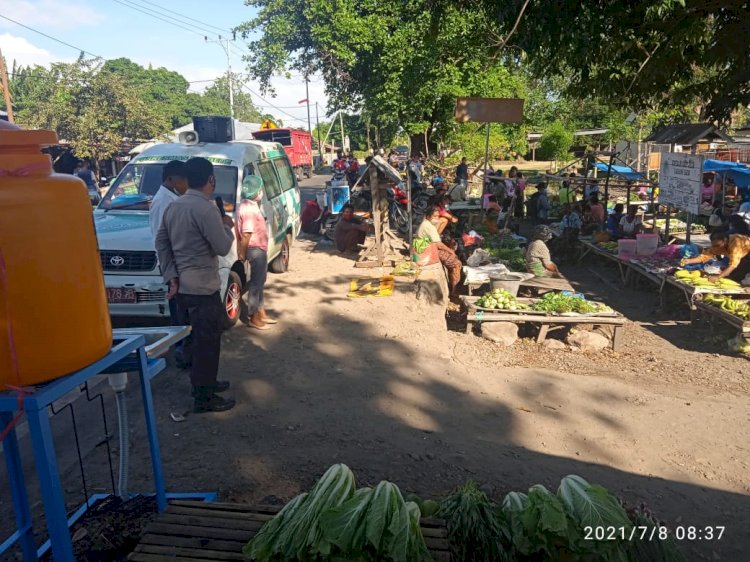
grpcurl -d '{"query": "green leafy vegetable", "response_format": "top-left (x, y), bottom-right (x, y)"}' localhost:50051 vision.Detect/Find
top-left (244, 463), bottom-right (356, 561)
top-left (531, 293), bottom-right (612, 314)
top-left (517, 485), bottom-right (571, 557)
top-left (413, 236), bottom-right (431, 254)
top-left (558, 475), bottom-right (631, 530)
top-left (436, 481), bottom-right (512, 562)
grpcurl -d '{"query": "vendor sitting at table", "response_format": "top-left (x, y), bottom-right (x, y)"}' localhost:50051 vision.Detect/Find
top-left (619, 205), bottom-right (643, 239)
top-left (607, 203), bottom-right (625, 238)
top-left (525, 225), bottom-right (576, 292)
top-left (681, 231), bottom-right (750, 282)
top-left (581, 195), bottom-right (605, 235)
top-left (418, 206), bottom-right (462, 297)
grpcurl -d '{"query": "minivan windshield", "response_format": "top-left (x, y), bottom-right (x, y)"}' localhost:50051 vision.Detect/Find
top-left (98, 162), bottom-right (239, 212)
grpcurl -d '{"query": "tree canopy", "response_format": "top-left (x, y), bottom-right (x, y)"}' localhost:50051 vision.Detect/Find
top-left (236, 0), bottom-right (526, 152)
top-left (6, 56), bottom-right (264, 162)
top-left (497, 0), bottom-right (750, 124)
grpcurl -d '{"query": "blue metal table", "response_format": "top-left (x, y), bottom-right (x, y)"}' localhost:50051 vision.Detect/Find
top-left (1, 334), bottom-right (173, 562)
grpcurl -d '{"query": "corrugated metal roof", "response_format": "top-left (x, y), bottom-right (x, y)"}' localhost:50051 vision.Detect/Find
top-left (644, 124), bottom-right (733, 145)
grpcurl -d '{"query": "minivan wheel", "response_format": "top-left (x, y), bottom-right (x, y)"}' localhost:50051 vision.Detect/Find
top-left (269, 234), bottom-right (291, 273)
top-left (222, 271), bottom-right (242, 329)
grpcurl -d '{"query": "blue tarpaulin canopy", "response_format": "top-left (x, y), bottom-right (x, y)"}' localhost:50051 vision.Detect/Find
top-left (703, 159), bottom-right (748, 172)
top-left (727, 168), bottom-right (750, 190)
top-left (593, 162), bottom-right (647, 181)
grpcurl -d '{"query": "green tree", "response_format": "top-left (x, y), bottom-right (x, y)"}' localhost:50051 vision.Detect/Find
top-left (194, 73), bottom-right (263, 122)
top-left (12, 57), bottom-right (169, 164)
top-left (495, 0), bottom-right (749, 124)
top-left (235, 0), bottom-right (526, 153)
top-left (538, 122), bottom-right (573, 166)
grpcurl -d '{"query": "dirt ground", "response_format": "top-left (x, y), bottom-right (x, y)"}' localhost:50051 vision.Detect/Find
top-left (2, 180), bottom-right (749, 561)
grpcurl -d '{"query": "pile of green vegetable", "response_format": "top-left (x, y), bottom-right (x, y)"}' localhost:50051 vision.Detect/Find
top-left (485, 247), bottom-right (527, 272)
top-left (531, 292), bottom-right (614, 314)
top-left (434, 476), bottom-right (684, 562)
top-left (476, 289), bottom-right (528, 311)
top-left (244, 464), bottom-right (432, 562)
top-left (245, 466), bottom-right (684, 562)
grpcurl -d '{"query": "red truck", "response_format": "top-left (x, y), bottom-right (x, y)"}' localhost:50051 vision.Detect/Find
top-left (252, 128), bottom-right (313, 180)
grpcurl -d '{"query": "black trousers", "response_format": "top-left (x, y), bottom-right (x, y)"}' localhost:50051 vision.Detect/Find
top-left (176, 292), bottom-right (224, 388)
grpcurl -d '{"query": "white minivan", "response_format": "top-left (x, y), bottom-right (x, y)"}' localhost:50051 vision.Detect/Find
top-left (95, 139), bottom-right (301, 327)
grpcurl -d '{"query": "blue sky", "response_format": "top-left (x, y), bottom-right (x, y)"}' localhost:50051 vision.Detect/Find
top-left (0, 0), bottom-right (329, 125)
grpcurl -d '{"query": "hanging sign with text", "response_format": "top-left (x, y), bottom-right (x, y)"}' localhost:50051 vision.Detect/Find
top-left (658, 153), bottom-right (704, 214)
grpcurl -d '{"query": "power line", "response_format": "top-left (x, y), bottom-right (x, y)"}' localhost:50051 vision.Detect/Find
top-left (111, 0), bottom-right (207, 38)
top-left (238, 82), bottom-right (307, 122)
top-left (127, 0), bottom-right (230, 34)
top-left (0, 13), bottom-right (102, 59)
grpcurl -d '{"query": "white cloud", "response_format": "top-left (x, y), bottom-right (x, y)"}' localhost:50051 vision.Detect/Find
top-left (0, 33), bottom-right (71, 67)
top-left (0, 0), bottom-right (103, 30)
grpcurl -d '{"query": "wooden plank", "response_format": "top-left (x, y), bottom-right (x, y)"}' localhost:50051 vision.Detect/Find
top-left (695, 302), bottom-right (750, 331)
top-left (139, 534), bottom-right (245, 553)
top-left (145, 522), bottom-right (252, 542)
top-left (157, 513), bottom-right (262, 532)
top-left (167, 505), bottom-right (274, 523)
top-left (467, 314), bottom-right (624, 326)
top-left (129, 553), bottom-right (213, 562)
top-left (169, 500), bottom-right (282, 515)
top-left (135, 544), bottom-right (244, 560)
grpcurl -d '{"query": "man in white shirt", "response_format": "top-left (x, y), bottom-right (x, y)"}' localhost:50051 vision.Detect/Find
top-left (149, 160), bottom-right (188, 237)
top-left (149, 160), bottom-right (188, 365)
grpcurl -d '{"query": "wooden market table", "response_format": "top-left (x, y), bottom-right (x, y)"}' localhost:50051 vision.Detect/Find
top-left (578, 241), bottom-right (629, 283)
top-left (672, 232), bottom-right (712, 249)
top-left (129, 500), bottom-right (451, 562)
top-left (663, 276), bottom-right (750, 310)
top-left (693, 299), bottom-right (750, 343)
top-left (461, 296), bottom-right (625, 351)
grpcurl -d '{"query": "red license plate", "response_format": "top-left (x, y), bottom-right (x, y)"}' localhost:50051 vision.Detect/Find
top-left (107, 288), bottom-right (137, 304)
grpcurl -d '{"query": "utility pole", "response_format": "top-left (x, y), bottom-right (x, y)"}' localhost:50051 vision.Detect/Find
top-left (339, 111), bottom-right (346, 154)
top-left (315, 102), bottom-right (323, 163)
top-left (206, 34), bottom-right (235, 119)
top-left (0, 48), bottom-right (14, 123)
top-left (305, 75), bottom-right (312, 133)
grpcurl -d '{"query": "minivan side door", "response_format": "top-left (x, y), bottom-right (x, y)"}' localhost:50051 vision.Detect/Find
top-left (271, 156), bottom-right (301, 239)
top-left (256, 159), bottom-right (284, 259)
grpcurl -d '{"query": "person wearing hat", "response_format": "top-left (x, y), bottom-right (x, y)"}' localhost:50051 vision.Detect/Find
top-left (524, 224), bottom-right (575, 292)
top-left (527, 182), bottom-right (549, 224)
top-left (526, 225), bottom-right (559, 277)
top-left (236, 175), bottom-right (276, 330)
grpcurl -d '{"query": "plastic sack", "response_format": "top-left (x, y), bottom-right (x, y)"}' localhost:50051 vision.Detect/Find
top-left (412, 242), bottom-right (439, 266)
top-left (653, 244), bottom-right (682, 260)
top-left (680, 244), bottom-right (701, 259)
top-left (467, 248), bottom-right (491, 267)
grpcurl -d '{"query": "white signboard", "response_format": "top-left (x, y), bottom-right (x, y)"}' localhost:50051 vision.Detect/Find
top-left (658, 153), bottom-right (704, 214)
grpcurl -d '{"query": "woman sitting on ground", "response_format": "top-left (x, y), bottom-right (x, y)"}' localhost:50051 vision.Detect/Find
top-left (619, 205), bottom-right (643, 239)
top-left (333, 204), bottom-right (370, 253)
top-left (435, 194), bottom-right (459, 234)
top-left (417, 206), bottom-right (462, 297)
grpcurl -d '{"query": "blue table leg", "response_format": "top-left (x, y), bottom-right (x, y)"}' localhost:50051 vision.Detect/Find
top-left (137, 347), bottom-right (166, 512)
top-left (25, 406), bottom-right (75, 562)
top-left (1, 411), bottom-right (38, 561)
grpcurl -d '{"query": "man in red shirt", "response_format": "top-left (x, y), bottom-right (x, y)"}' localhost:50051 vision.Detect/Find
top-left (236, 176), bottom-right (277, 330)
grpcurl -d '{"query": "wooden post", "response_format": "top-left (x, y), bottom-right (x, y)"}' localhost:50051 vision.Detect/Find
top-left (370, 165), bottom-right (384, 265)
top-left (0, 48), bottom-right (14, 123)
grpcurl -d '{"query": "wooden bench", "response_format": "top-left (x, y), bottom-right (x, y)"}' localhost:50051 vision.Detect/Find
top-left (462, 296), bottom-right (625, 351)
top-left (129, 500), bottom-right (451, 561)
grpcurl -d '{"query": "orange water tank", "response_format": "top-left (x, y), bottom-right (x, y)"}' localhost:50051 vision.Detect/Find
top-left (0, 128), bottom-right (112, 387)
